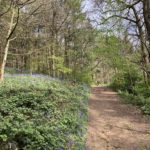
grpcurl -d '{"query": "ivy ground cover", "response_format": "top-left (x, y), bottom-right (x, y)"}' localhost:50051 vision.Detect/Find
top-left (0, 76), bottom-right (89, 150)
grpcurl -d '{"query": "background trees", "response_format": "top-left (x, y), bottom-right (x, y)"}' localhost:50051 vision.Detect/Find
top-left (90, 0), bottom-right (150, 83)
top-left (83, 0), bottom-right (150, 114)
top-left (0, 0), bottom-right (96, 83)
top-left (0, 0), bottom-right (38, 80)
top-left (0, 0), bottom-right (150, 86)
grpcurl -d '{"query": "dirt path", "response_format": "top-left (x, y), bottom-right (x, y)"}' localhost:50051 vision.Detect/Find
top-left (86, 87), bottom-right (150, 150)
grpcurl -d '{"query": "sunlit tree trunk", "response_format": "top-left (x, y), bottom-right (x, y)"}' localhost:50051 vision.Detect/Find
top-left (0, 9), bottom-right (15, 81)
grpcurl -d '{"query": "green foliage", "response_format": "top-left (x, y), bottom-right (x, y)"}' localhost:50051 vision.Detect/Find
top-left (111, 71), bottom-right (141, 92)
top-left (0, 77), bottom-right (89, 149)
top-left (111, 60), bottom-right (150, 115)
top-left (110, 57), bottom-right (142, 90)
top-left (49, 55), bottom-right (72, 74)
top-left (73, 70), bottom-right (93, 85)
top-left (119, 87), bottom-right (150, 115)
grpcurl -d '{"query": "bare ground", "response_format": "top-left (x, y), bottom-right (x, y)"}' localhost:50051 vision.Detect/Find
top-left (86, 87), bottom-right (150, 150)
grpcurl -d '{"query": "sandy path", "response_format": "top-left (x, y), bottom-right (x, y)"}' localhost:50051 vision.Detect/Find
top-left (86, 87), bottom-right (150, 150)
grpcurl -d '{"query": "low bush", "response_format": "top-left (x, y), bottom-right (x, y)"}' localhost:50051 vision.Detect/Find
top-left (111, 69), bottom-right (150, 115)
top-left (119, 85), bottom-right (150, 115)
top-left (0, 77), bottom-right (89, 150)
top-left (110, 71), bottom-right (141, 93)
top-left (72, 71), bottom-right (93, 85)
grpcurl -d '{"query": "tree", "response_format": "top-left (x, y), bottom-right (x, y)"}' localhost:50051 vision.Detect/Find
top-left (1, 0), bottom-right (95, 83)
top-left (0, 0), bottom-right (37, 81)
top-left (91, 0), bottom-right (150, 82)
top-left (143, 0), bottom-right (150, 58)
top-left (0, 3), bottom-right (20, 81)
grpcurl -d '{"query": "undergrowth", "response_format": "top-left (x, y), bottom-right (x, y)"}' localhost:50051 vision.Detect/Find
top-left (0, 77), bottom-right (89, 150)
top-left (111, 71), bottom-right (150, 115)
top-left (119, 85), bottom-right (150, 115)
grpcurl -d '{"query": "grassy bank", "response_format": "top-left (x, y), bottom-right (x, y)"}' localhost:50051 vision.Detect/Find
top-left (0, 77), bottom-right (89, 150)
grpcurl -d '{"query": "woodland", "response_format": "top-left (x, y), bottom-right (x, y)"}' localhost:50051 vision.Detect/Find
top-left (0, 0), bottom-right (150, 149)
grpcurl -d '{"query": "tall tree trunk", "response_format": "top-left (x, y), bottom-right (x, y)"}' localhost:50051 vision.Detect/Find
top-left (143, 0), bottom-right (150, 58)
top-left (64, 36), bottom-right (69, 67)
top-left (132, 6), bottom-right (150, 82)
top-left (51, 47), bottom-right (55, 77)
top-left (50, 8), bottom-right (56, 78)
top-left (143, 0), bottom-right (150, 83)
top-left (0, 9), bottom-right (15, 81)
top-left (0, 41), bottom-right (10, 80)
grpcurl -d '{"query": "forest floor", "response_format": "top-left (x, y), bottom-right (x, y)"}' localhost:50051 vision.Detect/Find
top-left (86, 87), bottom-right (150, 150)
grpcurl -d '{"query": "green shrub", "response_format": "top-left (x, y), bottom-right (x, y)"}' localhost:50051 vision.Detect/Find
top-left (133, 84), bottom-right (150, 98)
top-left (111, 71), bottom-right (141, 92)
top-left (0, 77), bottom-right (89, 150)
top-left (112, 68), bottom-right (150, 115)
top-left (72, 71), bottom-right (92, 85)
top-left (141, 98), bottom-right (150, 115)
top-left (119, 91), bottom-right (150, 115)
